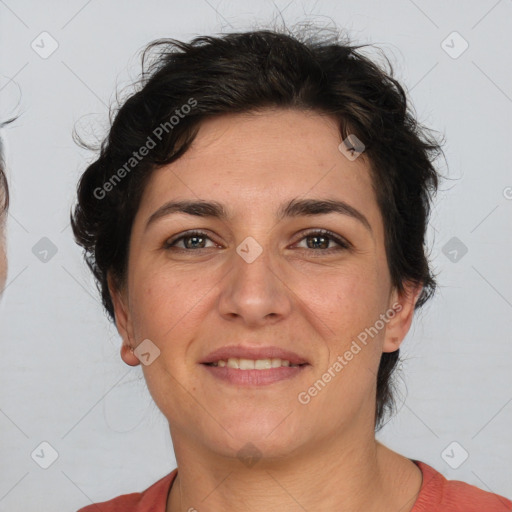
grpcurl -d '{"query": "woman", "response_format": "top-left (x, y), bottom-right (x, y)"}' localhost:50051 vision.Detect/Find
top-left (0, 133), bottom-right (9, 291)
top-left (72, 27), bottom-right (512, 512)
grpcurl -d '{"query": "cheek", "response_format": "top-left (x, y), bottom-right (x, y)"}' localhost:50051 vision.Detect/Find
top-left (311, 263), bottom-right (383, 327)
top-left (129, 268), bottom-right (210, 343)
top-left (309, 267), bottom-right (389, 381)
top-left (304, 273), bottom-right (387, 410)
top-left (0, 251), bottom-right (5, 290)
top-left (0, 236), bottom-right (6, 290)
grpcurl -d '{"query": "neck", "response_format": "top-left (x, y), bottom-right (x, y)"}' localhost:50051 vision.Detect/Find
top-left (166, 421), bottom-right (422, 512)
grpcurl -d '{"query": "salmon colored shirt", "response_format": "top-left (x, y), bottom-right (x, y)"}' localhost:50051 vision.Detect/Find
top-left (76, 460), bottom-right (512, 511)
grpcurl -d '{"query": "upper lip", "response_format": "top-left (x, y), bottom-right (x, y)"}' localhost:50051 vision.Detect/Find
top-left (201, 345), bottom-right (309, 365)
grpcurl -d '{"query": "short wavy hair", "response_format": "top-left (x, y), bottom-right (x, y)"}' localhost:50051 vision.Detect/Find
top-left (71, 26), bottom-right (445, 430)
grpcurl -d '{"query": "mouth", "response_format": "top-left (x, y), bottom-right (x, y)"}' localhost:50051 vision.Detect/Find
top-left (200, 346), bottom-right (310, 386)
top-left (201, 361), bottom-right (309, 386)
top-left (203, 358), bottom-right (307, 370)
top-left (201, 345), bottom-right (309, 366)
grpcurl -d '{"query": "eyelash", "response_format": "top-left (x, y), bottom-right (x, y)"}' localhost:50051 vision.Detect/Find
top-left (164, 229), bottom-right (351, 253)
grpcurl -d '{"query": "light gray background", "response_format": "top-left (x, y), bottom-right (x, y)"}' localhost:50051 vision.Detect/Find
top-left (1, 1), bottom-right (511, 510)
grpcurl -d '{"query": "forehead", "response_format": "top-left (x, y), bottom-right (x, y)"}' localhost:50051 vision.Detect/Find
top-left (137, 108), bottom-right (379, 226)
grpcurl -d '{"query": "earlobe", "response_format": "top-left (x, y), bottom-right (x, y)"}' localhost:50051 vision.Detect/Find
top-left (107, 272), bottom-right (140, 367)
top-left (382, 282), bottom-right (423, 353)
top-left (120, 344), bottom-right (140, 367)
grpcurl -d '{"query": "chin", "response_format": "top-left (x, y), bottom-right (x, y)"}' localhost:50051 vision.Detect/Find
top-left (215, 415), bottom-right (303, 455)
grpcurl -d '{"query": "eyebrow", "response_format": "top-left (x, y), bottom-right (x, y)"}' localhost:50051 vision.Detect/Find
top-left (145, 198), bottom-right (372, 233)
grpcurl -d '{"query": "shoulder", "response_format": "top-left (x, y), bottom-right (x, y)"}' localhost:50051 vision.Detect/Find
top-left (76, 469), bottom-right (177, 512)
top-left (413, 460), bottom-right (512, 512)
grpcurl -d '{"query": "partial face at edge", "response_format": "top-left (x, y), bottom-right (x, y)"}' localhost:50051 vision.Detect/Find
top-left (0, 182), bottom-right (7, 292)
top-left (109, 108), bottom-right (420, 460)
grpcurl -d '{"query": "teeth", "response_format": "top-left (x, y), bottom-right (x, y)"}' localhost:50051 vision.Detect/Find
top-left (227, 358), bottom-right (239, 369)
top-left (255, 359), bottom-right (271, 370)
top-left (239, 358), bottom-right (255, 370)
top-left (210, 358), bottom-right (300, 369)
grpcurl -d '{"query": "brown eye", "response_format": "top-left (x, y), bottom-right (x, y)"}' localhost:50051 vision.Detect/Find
top-left (296, 229), bottom-right (351, 252)
top-left (164, 231), bottom-right (217, 250)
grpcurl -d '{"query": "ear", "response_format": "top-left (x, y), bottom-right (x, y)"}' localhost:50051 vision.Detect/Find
top-left (382, 281), bottom-right (423, 353)
top-left (107, 272), bottom-right (140, 367)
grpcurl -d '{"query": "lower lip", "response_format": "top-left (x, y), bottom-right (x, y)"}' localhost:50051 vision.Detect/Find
top-left (201, 364), bottom-right (309, 386)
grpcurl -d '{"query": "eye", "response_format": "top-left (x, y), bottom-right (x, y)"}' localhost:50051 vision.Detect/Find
top-left (164, 230), bottom-right (218, 250)
top-left (294, 229), bottom-right (351, 252)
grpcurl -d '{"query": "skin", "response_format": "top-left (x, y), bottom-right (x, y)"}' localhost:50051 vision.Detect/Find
top-left (110, 108), bottom-right (424, 512)
top-left (0, 182), bottom-right (7, 292)
top-left (0, 234), bottom-right (6, 291)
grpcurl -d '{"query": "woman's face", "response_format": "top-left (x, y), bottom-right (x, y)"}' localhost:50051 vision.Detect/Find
top-left (0, 185), bottom-right (7, 292)
top-left (111, 108), bottom-right (419, 460)
top-left (0, 234), bottom-right (6, 291)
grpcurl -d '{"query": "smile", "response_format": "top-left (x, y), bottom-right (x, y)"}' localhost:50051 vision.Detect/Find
top-left (205, 358), bottom-right (304, 369)
top-left (201, 359), bottom-right (309, 386)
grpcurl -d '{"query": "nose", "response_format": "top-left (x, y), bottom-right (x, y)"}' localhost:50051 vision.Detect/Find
top-left (217, 240), bottom-right (293, 327)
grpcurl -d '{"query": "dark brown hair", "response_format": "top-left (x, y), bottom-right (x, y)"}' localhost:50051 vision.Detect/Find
top-left (0, 139), bottom-right (9, 215)
top-left (71, 26), bottom-right (445, 430)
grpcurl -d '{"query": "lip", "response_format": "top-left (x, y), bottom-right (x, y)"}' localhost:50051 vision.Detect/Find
top-left (200, 345), bottom-right (309, 365)
top-left (201, 364), bottom-right (308, 386)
